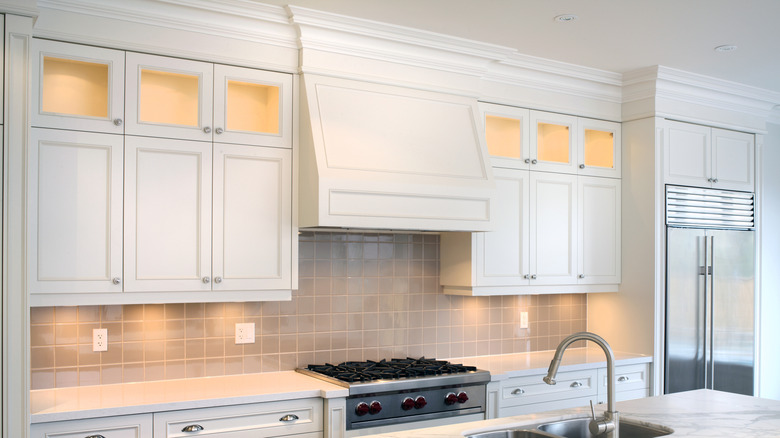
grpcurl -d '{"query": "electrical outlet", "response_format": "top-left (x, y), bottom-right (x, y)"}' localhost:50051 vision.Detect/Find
top-left (235, 323), bottom-right (255, 344)
top-left (93, 328), bottom-right (108, 352)
top-left (520, 311), bottom-right (529, 329)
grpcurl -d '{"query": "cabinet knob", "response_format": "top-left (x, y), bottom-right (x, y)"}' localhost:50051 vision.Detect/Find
top-left (578, 274), bottom-right (585, 279)
top-left (530, 274), bottom-right (537, 280)
top-left (182, 424), bottom-right (204, 432)
top-left (203, 126), bottom-right (212, 134)
top-left (713, 178), bottom-right (718, 183)
top-left (280, 414), bottom-right (299, 422)
top-left (113, 118), bottom-right (123, 126)
top-left (202, 276), bottom-right (211, 284)
top-left (523, 274), bottom-right (530, 280)
top-left (707, 177), bottom-right (713, 182)
top-left (524, 158), bottom-right (531, 164)
top-left (112, 277), bottom-right (121, 285)
top-left (531, 159), bottom-right (538, 165)
top-left (511, 388), bottom-right (525, 395)
top-left (214, 276), bottom-right (223, 284)
top-left (85, 435), bottom-right (107, 438)
top-left (618, 376), bottom-right (629, 382)
top-left (570, 381), bottom-right (583, 388)
top-left (579, 164), bottom-right (585, 169)
top-left (215, 127), bottom-right (224, 134)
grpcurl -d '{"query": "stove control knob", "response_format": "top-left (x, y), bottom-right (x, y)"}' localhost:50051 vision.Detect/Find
top-left (457, 392), bottom-right (469, 403)
top-left (414, 396), bottom-right (427, 409)
top-left (369, 401), bottom-right (382, 415)
top-left (444, 392), bottom-right (458, 405)
top-left (355, 402), bottom-right (370, 416)
top-left (401, 397), bottom-right (415, 411)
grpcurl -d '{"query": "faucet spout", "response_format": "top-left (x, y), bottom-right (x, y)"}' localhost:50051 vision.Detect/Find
top-left (544, 332), bottom-right (619, 438)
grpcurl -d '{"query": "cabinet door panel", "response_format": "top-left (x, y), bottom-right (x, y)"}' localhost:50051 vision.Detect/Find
top-left (530, 172), bottom-right (577, 285)
top-left (213, 144), bottom-right (292, 290)
top-left (476, 168), bottom-right (529, 285)
top-left (213, 64), bottom-right (293, 148)
top-left (578, 118), bottom-right (621, 178)
top-left (664, 121), bottom-right (711, 187)
top-left (125, 52), bottom-right (213, 141)
top-left (712, 128), bottom-right (754, 191)
top-left (481, 103), bottom-right (531, 170)
top-left (578, 176), bottom-right (621, 284)
top-left (125, 136), bottom-right (212, 292)
top-left (28, 129), bottom-right (123, 293)
top-left (530, 111), bottom-right (578, 174)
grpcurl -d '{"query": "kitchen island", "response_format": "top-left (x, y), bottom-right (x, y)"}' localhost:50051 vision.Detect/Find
top-left (361, 389), bottom-right (780, 437)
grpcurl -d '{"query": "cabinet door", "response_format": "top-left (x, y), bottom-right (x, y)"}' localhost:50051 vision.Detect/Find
top-left (481, 103), bottom-right (530, 170)
top-left (475, 168), bottom-right (530, 285)
top-left (30, 413), bottom-right (153, 438)
top-left (32, 39), bottom-right (125, 134)
top-left (213, 144), bottom-right (292, 291)
top-left (578, 118), bottom-right (621, 178)
top-left (125, 52), bottom-right (213, 141)
top-left (664, 120), bottom-right (711, 187)
top-left (28, 128), bottom-right (123, 293)
top-left (529, 172), bottom-right (577, 285)
top-left (213, 64), bottom-right (293, 148)
top-left (711, 128), bottom-right (754, 192)
top-left (124, 136), bottom-right (212, 292)
top-left (529, 110), bottom-right (578, 174)
top-left (578, 176), bottom-right (621, 285)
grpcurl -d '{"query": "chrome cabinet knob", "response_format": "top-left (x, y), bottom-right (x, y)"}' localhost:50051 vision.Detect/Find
top-left (713, 178), bottom-right (719, 183)
top-left (524, 158), bottom-right (531, 164)
top-left (113, 118), bottom-right (123, 126)
top-left (530, 274), bottom-right (537, 279)
top-left (215, 127), bottom-right (224, 134)
top-left (182, 424), bottom-right (204, 432)
top-left (203, 126), bottom-right (212, 134)
top-left (531, 159), bottom-right (538, 164)
top-left (202, 276), bottom-right (211, 284)
top-left (112, 277), bottom-right (121, 285)
top-left (579, 164), bottom-right (585, 169)
top-left (280, 414), bottom-right (299, 422)
top-left (707, 177), bottom-right (713, 182)
top-left (578, 274), bottom-right (585, 279)
top-left (214, 276), bottom-right (223, 284)
top-left (86, 435), bottom-right (107, 438)
top-left (523, 274), bottom-right (530, 279)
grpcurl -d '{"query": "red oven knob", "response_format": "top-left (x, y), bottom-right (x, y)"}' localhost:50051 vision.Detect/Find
top-left (369, 401), bottom-right (382, 415)
top-left (414, 396), bottom-right (427, 409)
top-left (457, 392), bottom-right (469, 403)
top-left (401, 397), bottom-right (415, 411)
top-left (444, 392), bottom-right (458, 405)
top-left (355, 402), bottom-right (369, 416)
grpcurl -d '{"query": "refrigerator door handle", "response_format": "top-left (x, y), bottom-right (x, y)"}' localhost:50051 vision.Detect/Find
top-left (708, 235), bottom-right (716, 389)
top-left (704, 235), bottom-right (715, 389)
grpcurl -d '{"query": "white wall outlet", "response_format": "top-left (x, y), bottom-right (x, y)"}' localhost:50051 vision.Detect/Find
top-left (235, 323), bottom-right (255, 344)
top-left (520, 311), bottom-right (529, 329)
top-left (93, 328), bottom-right (108, 352)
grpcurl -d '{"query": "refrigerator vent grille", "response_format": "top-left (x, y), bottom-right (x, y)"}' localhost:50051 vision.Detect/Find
top-left (666, 185), bottom-right (754, 229)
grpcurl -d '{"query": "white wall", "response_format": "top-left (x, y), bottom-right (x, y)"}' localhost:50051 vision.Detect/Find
top-left (759, 122), bottom-right (780, 399)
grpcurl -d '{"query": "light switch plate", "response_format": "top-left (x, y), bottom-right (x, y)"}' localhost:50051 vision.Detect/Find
top-left (235, 323), bottom-right (255, 344)
top-left (520, 311), bottom-right (529, 329)
top-left (93, 328), bottom-right (108, 352)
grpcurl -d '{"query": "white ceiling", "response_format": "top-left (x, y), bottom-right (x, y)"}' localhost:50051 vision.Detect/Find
top-left (259, 0), bottom-right (780, 94)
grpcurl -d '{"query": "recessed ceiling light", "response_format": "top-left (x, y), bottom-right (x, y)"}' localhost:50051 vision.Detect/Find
top-left (554, 14), bottom-right (578, 23)
top-left (714, 45), bottom-right (738, 52)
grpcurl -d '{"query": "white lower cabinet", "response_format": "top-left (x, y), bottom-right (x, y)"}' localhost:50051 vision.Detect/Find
top-left (596, 363), bottom-right (651, 404)
top-left (30, 414), bottom-right (153, 438)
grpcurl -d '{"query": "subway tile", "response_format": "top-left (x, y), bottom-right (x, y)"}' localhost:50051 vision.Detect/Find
top-left (54, 307), bottom-right (78, 324)
top-left (54, 345), bottom-right (78, 368)
top-left (164, 303), bottom-right (185, 320)
top-left (54, 324), bottom-right (78, 345)
top-left (30, 325), bottom-right (55, 347)
top-left (30, 307), bottom-right (55, 324)
top-left (55, 367), bottom-right (78, 388)
top-left (31, 369), bottom-right (55, 390)
top-left (31, 346), bottom-right (55, 369)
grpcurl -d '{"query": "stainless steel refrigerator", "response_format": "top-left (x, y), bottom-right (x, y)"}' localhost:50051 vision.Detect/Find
top-left (664, 185), bottom-right (755, 396)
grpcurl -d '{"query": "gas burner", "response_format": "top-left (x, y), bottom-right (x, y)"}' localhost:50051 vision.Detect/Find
top-left (306, 357), bottom-right (478, 383)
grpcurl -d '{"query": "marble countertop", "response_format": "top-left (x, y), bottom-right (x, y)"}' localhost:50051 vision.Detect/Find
top-left (361, 389), bottom-right (780, 437)
top-left (30, 371), bottom-right (348, 423)
top-left (448, 347), bottom-right (651, 381)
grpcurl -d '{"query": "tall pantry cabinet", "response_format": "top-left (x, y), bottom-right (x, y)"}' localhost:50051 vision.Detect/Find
top-left (27, 39), bottom-right (295, 306)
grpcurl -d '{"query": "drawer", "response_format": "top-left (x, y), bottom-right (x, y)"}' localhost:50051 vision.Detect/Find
top-left (499, 395), bottom-right (595, 417)
top-left (598, 363), bottom-right (649, 394)
top-left (500, 368), bottom-right (597, 407)
top-left (31, 414), bottom-right (153, 438)
top-left (153, 398), bottom-right (322, 438)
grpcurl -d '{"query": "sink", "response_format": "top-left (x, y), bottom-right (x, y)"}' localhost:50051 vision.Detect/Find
top-left (466, 430), bottom-right (561, 438)
top-left (537, 417), bottom-right (673, 438)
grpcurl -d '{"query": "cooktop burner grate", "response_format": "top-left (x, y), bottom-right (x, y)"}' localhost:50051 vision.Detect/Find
top-left (306, 357), bottom-right (478, 383)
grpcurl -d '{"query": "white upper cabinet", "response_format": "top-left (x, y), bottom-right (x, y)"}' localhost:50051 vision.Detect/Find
top-left (578, 118), bottom-right (621, 178)
top-left (27, 128), bottom-right (124, 293)
top-left (578, 176), bottom-right (621, 285)
top-left (482, 103), bottom-right (531, 170)
top-left (124, 136), bottom-right (213, 292)
top-left (31, 39), bottom-right (125, 134)
top-left (213, 64), bottom-right (293, 148)
top-left (663, 120), bottom-right (754, 192)
top-left (126, 52), bottom-right (214, 142)
top-left (213, 144), bottom-right (292, 291)
top-left (530, 110), bottom-right (579, 174)
top-left (529, 172), bottom-right (578, 285)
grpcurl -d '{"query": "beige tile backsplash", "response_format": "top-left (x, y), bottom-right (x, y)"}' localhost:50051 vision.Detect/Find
top-left (30, 232), bottom-right (587, 389)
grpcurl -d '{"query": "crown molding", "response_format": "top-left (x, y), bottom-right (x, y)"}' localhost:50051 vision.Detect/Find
top-left (0, 0), bottom-right (38, 17)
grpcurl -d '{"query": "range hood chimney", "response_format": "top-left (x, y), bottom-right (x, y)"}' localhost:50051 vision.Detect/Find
top-left (299, 74), bottom-right (496, 232)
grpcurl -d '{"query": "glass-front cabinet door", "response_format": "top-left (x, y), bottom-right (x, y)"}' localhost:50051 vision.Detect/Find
top-left (125, 52), bottom-right (214, 141)
top-left (578, 118), bottom-right (621, 178)
top-left (32, 39), bottom-right (125, 134)
top-left (213, 65), bottom-right (293, 148)
top-left (481, 103), bottom-right (530, 169)
top-left (530, 110), bottom-right (578, 174)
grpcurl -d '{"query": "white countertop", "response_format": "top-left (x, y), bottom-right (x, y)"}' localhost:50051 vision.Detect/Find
top-left (448, 347), bottom-right (651, 381)
top-left (30, 371), bottom-right (348, 423)
top-left (361, 389), bottom-right (780, 437)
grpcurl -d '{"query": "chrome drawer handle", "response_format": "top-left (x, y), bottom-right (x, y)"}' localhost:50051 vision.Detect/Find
top-left (85, 435), bottom-right (106, 438)
top-left (182, 424), bottom-right (204, 432)
top-left (511, 388), bottom-right (525, 395)
top-left (618, 376), bottom-right (629, 382)
top-left (570, 381), bottom-right (583, 388)
top-left (280, 414), bottom-right (299, 422)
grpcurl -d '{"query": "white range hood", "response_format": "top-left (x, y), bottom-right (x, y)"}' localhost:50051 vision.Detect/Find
top-left (298, 74), bottom-right (496, 232)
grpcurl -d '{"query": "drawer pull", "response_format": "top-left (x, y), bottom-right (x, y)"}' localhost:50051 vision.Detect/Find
top-left (618, 376), bottom-right (629, 382)
top-left (85, 435), bottom-right (106, 438)
top-left (182, 424), bottom-right (205, 432)
top-left (280, 414), bottom-right (299, 422)
top-left (511, 388), bottom-right (525, 395)
top-left (570, 381), bottom-right (583, 388)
